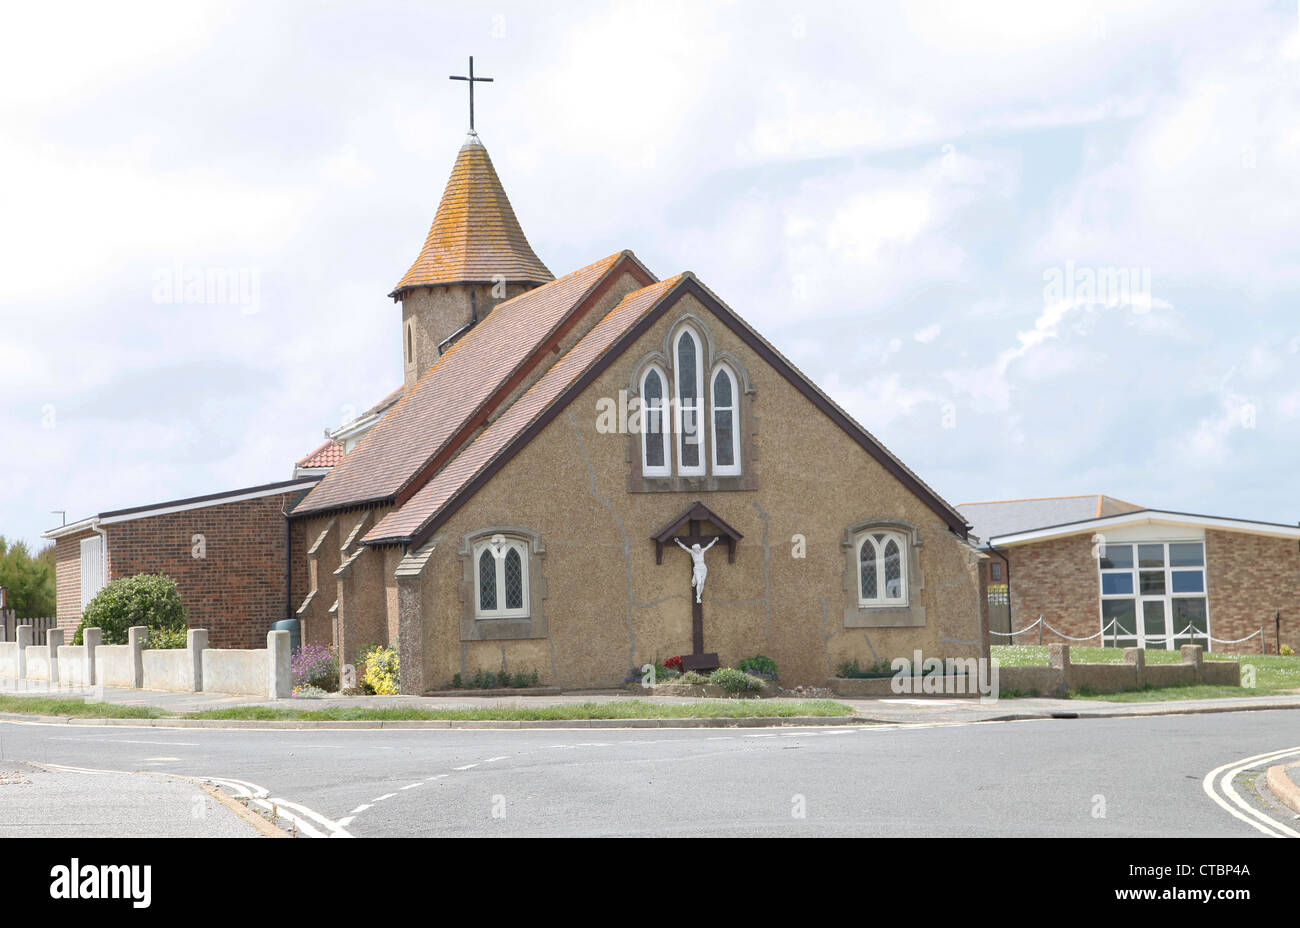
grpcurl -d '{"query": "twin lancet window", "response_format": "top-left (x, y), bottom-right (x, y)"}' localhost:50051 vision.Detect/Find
top-left (640, 326), bottom-right (741, 478)
top-left (857, 531), bottom-right (908, 607)
top-left (475, 537), bottom-right (528, 618)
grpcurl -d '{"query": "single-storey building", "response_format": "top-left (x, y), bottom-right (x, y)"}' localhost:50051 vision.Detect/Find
top-left (42, 479), bottom-right (318, 648)
top-left (961, 495), bottom-right (1300, 654)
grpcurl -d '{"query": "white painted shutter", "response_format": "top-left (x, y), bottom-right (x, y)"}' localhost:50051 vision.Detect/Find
top-left (80, 535), bottom-right (105, 611)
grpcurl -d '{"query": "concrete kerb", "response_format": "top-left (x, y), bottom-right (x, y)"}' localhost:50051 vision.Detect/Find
top-left (1264, 763), bottom-right (1300, 815)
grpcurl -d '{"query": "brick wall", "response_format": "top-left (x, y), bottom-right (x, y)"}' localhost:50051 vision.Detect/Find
top-left (1205, 529), bottom-right (1299, 654)
top-left (103, 491), bottom-right (305, 649)
top-left (54, 529), bottom-right (96, 635)
top-left (1003, 535), bottom-right (1101, 645)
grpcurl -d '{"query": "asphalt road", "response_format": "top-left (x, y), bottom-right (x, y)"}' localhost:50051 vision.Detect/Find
top-left (1, 711), bottom-right (1297, 837)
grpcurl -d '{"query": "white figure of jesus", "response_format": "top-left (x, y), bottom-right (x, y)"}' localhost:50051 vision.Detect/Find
top-left (676, 537), bottom-right (718, 604)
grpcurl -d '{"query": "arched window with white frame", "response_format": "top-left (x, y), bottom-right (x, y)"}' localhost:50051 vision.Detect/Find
top-left (710, 363), bottom-right (740, 476)
top-left (858, 531), bottom-right (908, 606)
top-left (673, 327), bottom-right (705, 476)
top-left (474, 537), bottom-right (529, 619)
top-left (640, 365), bottom-right (671, 477)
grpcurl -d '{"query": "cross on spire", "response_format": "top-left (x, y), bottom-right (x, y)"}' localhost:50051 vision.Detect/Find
top-left (449, 56), bottom-right (494, 133)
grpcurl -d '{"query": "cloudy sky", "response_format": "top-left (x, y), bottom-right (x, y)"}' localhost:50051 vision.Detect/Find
top-left (3, 0), bottom-right (1299, 548)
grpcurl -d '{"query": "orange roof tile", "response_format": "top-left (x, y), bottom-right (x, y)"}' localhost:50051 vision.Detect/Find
top-left (296, 439), bottom-right (344, 470)
top-left (293, 251), bottom-right (651, 517)
top-left (390, 134), bottom-right (553, 297)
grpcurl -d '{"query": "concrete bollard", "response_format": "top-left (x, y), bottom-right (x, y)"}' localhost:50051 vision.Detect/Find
top-left (1181, 643), bottom-right (1204, 683)
top-left (46, 629), bottom-right (64, 685)
top-left (15, 625), bottom-right (32, 680)
top-left (82, 627), bottom-right (101, 686)
top-left (187, 629), bottom-right (208, 692)
top-left (267, 629), bottom-right (291, 700)
top-left (127, 626), bottom-right (148, 688)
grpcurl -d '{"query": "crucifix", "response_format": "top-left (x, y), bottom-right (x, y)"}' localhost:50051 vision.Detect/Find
top-left (449, 55), bottom-right (494, 133)
top-left (652, 502), bottom-right (742, 673)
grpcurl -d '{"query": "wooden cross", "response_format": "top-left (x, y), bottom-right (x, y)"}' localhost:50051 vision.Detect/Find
top-left (449, 56), bottom-right (494, 132)
top-left (651, 502), bottom-right (742, 674)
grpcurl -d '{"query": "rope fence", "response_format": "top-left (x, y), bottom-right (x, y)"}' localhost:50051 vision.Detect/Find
top-left (989, 615), bottom-right (1266, 651)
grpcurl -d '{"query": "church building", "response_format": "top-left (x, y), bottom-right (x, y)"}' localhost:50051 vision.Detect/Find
top-left (46, 80), bottom-right (989, 690)
top-left (288, 128), bottom-right (987, 692)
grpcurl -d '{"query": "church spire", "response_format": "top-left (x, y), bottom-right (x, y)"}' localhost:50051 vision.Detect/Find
top-left (389, 133), bottom-right (553, 298)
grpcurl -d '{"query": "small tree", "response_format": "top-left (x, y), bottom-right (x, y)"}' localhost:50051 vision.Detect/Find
top-left (74, 574), bottom-right (187, 645)
top-left (0, 537), bottom-right (56, 618)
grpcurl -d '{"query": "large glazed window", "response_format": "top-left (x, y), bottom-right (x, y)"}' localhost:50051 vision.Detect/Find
top-left (1097, 540), bottom-right (1208, 649)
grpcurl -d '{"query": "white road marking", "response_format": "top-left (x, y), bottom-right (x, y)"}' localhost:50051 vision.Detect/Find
top-left (349, 804), bottom-right (373, 815)
top-left (485, 756), bottom-right (508, 762)
top-left (1202, 746), bottom-right (1300, 838)
top-left (400, 782), bottom-right (422, 790)
top-left (202, 776), bottom-right (354, 839)
top-left (373, 792), bottom-right (396, 801)
top-left (453, 763), bottom-right (478, 770)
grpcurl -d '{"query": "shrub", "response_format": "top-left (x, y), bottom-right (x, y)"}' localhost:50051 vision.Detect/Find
top-left (359, 644), bottom-right (400, 695)
top-left (836, 658), bottom-right (893, 678)
top-left (74, 574), bottom-right (187, 646)
top-left (1282, 644), bottom-right (1295, 657)
top-left (737, 654), bottom-right (779, 681)
top-left (292, 644), bottom-right (339, 691)
top-left (143, 626), bottom-right (188, 650)
top-left (292, 684), bottom-right (328, 699)
top-left (710, 667), bottom-right (766, 697)
top-left (679, 670), bottom-right (708, 685)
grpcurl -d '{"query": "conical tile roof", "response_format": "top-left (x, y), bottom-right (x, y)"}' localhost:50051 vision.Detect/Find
top-left (390, 133), bottom-right (553, 297)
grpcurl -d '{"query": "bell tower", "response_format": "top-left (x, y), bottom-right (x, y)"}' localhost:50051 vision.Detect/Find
top-left (390, 59), bottom-right (553, 388)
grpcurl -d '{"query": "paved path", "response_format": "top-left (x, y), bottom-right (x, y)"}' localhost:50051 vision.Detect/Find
top-left (2, 709), bottom-right (1297, 837)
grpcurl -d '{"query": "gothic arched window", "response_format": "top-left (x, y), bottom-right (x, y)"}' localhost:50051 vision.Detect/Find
top-left (641, 365), bottom-right (671, 476)
top-left (858, 531), bottom-right (908, 606)
top-left (474, 537), bottom-right (530, 618)
top-left (674, 327), bottom-right (705, 476)
top-left (711, 364), bottom-right (740, 476)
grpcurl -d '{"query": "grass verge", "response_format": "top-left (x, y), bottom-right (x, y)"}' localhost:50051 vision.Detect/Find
top-left (188, 699), bottom-right (856, 722)
top-left (0, 695), bottom-right (855, 722)
top-left (0, 694), bottom-right (165, 719)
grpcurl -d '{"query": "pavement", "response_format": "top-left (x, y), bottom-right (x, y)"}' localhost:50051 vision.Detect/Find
top-left (0, 762), bottom-right (259, 837)
top-left (3, 679), bottom-right (1300, 728)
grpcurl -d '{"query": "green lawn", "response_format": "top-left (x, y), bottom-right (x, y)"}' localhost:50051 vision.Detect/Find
top-left (992, 645), bottom-right (1300, 701)
top-left (0, 695), bottom-right (854, 722)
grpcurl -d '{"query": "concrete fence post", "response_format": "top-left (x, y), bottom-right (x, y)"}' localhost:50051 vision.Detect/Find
top-left (267, 629), bottom-right (291, 700)
top-left (1048, 643), bottom-right (1070, 696)
top-left (1181, 643), bottom-right (1204, 684)
top-left (127, 626), bottom-right (148, 689)
top-left (1123, 647), bottom-right (1145, 688)
top-left (15, 625), bottom-right (32, 680)
top-left (83, 627), bottom-right (101, 686)
top-left (46, 629), bottom-right (64, 686)
top-left (187, 629), bottom-right (208, 692)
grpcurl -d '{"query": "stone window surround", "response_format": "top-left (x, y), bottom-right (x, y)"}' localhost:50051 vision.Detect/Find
top-left (456, 526), bottom-right (548, 641)
top-left (842, 519), bottom-right (926, 628)
top-left (626, 313), bottom-right (757, 493)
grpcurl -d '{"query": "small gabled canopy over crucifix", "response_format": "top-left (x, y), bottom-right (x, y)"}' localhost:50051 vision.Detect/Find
top-left (449, 55), bottom-right (494, 133)
top-left (652, 502), bottom-right (743, 672)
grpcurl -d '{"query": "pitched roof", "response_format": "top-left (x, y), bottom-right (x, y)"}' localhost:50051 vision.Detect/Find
top-left (296, 439), bottom-right (344, 470)
top-left (363, 275), bottom-right (687, 545)
top-left (390, 133), bottom-right (553, 297)
top-left (958, 495), bottom-right (1145, 541)
top-left (364, 272), bottom-right (972, 547)
top-left (293, 251), bottom-right (649, 517)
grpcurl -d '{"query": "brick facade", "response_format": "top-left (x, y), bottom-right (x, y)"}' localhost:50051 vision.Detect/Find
top-left (1205, 529), bottom-right (1299, 654)
top-left (54, 528), bottom-right (96, 635)
top-left (990, 530), bottom-right (1298, 654)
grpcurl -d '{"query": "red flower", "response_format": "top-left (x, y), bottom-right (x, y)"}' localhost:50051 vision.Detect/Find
top-left (665, 656), bottom-right (683, 672)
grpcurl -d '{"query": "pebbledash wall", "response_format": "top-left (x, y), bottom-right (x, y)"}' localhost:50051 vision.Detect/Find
top-left (49, 480), bottom-right (318, 649)
top-left (993, 529), bottom-right (1299, 654)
